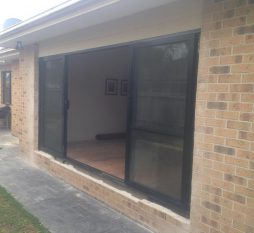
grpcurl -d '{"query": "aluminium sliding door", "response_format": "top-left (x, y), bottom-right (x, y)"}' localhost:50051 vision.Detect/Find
top-left (39, 56), bottom-right (67, 158)
top-left (127, 33), bottom-right (198, 209)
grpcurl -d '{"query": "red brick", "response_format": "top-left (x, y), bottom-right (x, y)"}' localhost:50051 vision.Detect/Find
top-left (232, 64), bottom-right (254, 73)
top-left (226, 138), bottom-right (250, 149)
top-left (241, 94), bottom-right (254, 102)
top-left (239, 131), bottom-right (254, 140)
top-left (227, 120), bottom-right (251, 130)
top-left (230, 84), bottom-right (254, 92)
top-left (240, 113), bottom-right (254, 122)
top-left (223, 16), bottom-right (246, 28)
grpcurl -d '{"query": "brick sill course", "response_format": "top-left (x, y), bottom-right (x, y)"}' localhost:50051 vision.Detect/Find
top-left (34, 150), bottom-right (190, 233)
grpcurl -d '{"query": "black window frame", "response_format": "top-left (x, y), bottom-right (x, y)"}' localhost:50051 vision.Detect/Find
top-left (125, 32), bottom-right (200, 215)
top-left (38, 30), bottom-right (200, 216)
top-left (38, 56), bottom-right (68, 158)
top-left (1, 71), bottom-right (12, 105)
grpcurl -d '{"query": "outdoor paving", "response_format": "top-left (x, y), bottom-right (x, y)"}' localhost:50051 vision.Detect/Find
top-left (0, 130), bottom-right (151, 233)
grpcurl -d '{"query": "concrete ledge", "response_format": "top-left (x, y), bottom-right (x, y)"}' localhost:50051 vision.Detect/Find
top-left (34, 150), bottom-right (190, 233)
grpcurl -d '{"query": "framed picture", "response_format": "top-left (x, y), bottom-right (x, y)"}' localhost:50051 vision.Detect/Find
top-left (121, 80), bottom-right (128, 96)
top-left (105, 79), bottom-right (118, 95)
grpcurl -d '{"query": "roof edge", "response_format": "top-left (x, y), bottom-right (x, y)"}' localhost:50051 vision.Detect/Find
top-left (0, 0), bottom-right (104, 40)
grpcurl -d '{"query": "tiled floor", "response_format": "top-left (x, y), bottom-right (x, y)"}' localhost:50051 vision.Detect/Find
top-left (67, 139), bottom-right (126, 179)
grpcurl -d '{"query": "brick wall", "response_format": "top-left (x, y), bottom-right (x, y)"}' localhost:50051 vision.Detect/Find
top-left (18, 45), bottom-right (39, 158)
top-left (0, 62), bottom-right (21, 136)
top-left (190, 1), bottom-right (254, 233)
top-left (10, 62), bottom-right (22, 137)
top-left (34, 150), bottom-right (190, 233)
top-left (0, 46), bottom-right (38, 152)
top-left (0, 64), bottom-right (10, 104)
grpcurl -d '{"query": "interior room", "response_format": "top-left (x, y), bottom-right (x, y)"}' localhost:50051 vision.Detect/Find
top-left (67, 47), bottom-right (130, 179)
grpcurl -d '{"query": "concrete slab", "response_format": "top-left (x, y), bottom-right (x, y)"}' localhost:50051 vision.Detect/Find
top-left (0, 131), bottom-right (151, 233)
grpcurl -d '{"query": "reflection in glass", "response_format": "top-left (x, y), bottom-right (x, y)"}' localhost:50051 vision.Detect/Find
top-left (130, 41), bottom-right (191, 200)
top-left (41, 58), bottom-right (65, 156)
top-left (2, 72), bottom-right (11, 105)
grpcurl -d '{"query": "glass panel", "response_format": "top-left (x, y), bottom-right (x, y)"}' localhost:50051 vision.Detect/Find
top-left (134, 42), bottom-right (189, 136)
top-left (2, 72), bottom-right (11, 105)
top-left (43, 90), bottom-right (64, 152)
top-left (129, 40), bottom-right (192, 201)
top-left (130, 131), bottom-right (183, 200)
top-left (40, 57), bottom-right (65, 157)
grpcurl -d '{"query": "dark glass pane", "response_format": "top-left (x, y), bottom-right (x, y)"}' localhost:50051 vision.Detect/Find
top-left (43, 90), bottom-right (63, 152)
top-left (129, 40), bottom-right (192, 201)
top-left (134, 42), bottom-right (189, 136)
top-left (130, 131), bottom-right (183, 200)
top-left (40, 58), bottom-right (65, 156)
top-left (2, 72), bottom-right (11, 105)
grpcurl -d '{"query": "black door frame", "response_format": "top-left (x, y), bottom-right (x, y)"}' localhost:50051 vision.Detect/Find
top-left (38, 29), bottom-right (200, 215)
top-left (39, 55), bottom-right (68, 158)
top-left (125, 32), bottom-right (200, 214)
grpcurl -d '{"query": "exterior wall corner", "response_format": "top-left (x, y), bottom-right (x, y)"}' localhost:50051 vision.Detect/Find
top-left (18, 44), bottom-right (39, 162)
top-left (190, 0), bottom-right (254, 232)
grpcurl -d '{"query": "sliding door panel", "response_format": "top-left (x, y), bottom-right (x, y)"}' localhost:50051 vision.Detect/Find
top-left (128, 34), bottom-right (198, 207)
top-left (39, 56), bottom-right (66, 158)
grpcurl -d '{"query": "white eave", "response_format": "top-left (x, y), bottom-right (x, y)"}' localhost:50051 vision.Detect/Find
top-left (0, 48), bottom-right (19, 64)
top-left (0, 0), bottom-right (177, 49)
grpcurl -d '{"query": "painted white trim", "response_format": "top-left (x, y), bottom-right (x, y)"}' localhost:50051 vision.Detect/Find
top-left (0, 52), bottom-right (19, 63)
top-left (0, 0), bottom-right (177, 49)
top-left (0, 0), bottom-right (118, 41)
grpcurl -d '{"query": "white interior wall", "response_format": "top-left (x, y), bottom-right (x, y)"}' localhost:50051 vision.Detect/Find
top-left (39, 0), bottom-right (203, 57)
top-left (67, 47), bottom-right (129, 142)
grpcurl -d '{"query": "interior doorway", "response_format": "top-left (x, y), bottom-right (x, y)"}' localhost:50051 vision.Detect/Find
top-left (66, 47), bottom-right (130, 179)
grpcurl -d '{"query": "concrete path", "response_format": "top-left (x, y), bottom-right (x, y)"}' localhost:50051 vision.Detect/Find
top-left (0, 130), bottom-right (151, 233)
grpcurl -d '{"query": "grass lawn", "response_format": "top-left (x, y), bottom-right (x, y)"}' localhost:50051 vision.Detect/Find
top-left (0, 186), bottom-right (50, 233)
